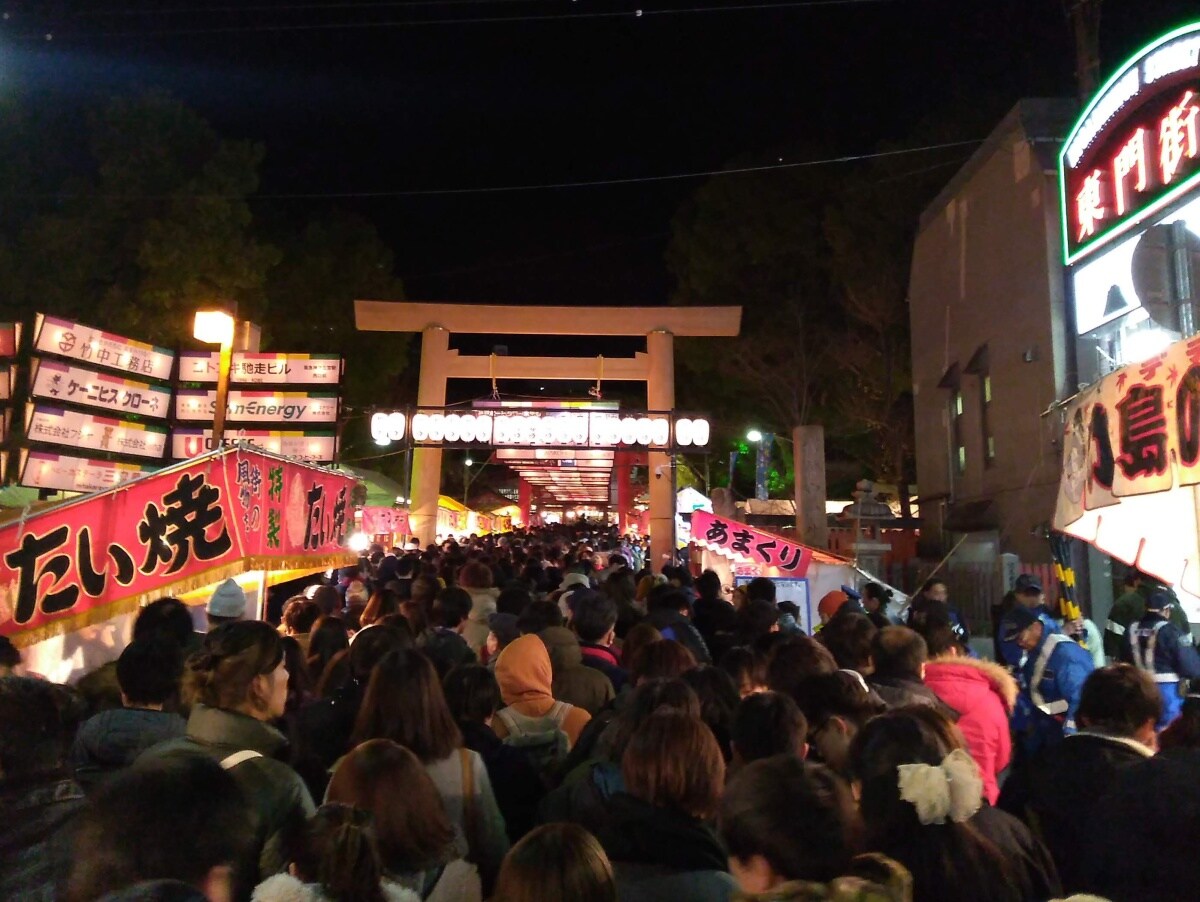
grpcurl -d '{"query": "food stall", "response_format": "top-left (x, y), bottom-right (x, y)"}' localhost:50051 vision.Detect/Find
top-left (0, 444), bottom-right (358, 682)
top-left (689, 509), bottom-right (860, 634)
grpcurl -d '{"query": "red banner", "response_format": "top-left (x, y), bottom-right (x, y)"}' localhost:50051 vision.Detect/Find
top-left (0, 446), bottom-right (358, 645)
top-left (360, 506), bottom-right (411, 537)
top-left (689, 510), bottom-right (813, 578)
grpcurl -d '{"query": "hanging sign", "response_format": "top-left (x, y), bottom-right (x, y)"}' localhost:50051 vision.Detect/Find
top-left (30, 359), bottom-right (172, 419)
top-left (0, 322), bottom-right (20, 358)
top-left (32, 314), bottom-right (175, 381)
top-left (174, 389), bottom-right (340, 424)
top-left (178, 351), bottom-right (344, 386)
top-left (689, 509), bottom-right (814, 578)
top-left (1053, 333), bottom-right (1200, 607)
top-left (25, 405), bottom-right (168, 460)
top-left (1062, 23), bottom-right (1200, 264)
top-left (360, 506), bottom-right (411, 536)
top-left (0, 446), bottom-right (358, 644)
top-left (171, 427), bottom-right (338, 462)
top-left (19, 450), bottom-right (154, 494)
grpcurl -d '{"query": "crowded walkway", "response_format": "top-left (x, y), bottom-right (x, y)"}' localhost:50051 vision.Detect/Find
top-left (2, 525), bottom-right (1197, 902)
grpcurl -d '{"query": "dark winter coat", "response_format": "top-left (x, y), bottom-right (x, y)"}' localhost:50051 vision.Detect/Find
top-left (139, 704), bottom-right (316, 878)
top-left (70, 707), bottom-right (187, 790)
top-left (0, 773), bottom-right (85, 901)
top-left (967, 804), bottom-right (1061, 901)
top-left (538, 759), bottom-right (624, 837)
top-left (1021, 731), bottom-right (1151, 893)
top-left (579, 642), bottom-right (628, 693)
top-left (540, 627), bottom-right (616, 715)
top-left (459, 719), bottom-right (544, 843)
top-left (867, 674), bottom-right (955, 714)
top-left (291, 678), bottom-right (364, 798)
top-left (1079, 748), bottom-right (1200, 901)
top-left (646, 609), bottom-right (712, 664)
top-left (597, 792), bottom-right (734, 902)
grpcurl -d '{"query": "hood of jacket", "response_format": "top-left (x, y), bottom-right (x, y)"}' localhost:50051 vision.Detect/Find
top-left (73, 708), bottom-right (188, 769)
top-left (185, 704), bottom-right (288, 757)
top-left (466, 587), bottom-right (500, 623)
top-left (495, 634), bottom-right (555, 707)
top-left (924, 656), bottom-right (1019, 712)
top-left (539, 626), bottom-right (584, 670)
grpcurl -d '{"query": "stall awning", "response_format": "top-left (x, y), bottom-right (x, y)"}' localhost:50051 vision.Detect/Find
top-left (1053, 335), bottom-right (1200, 609)
top-left (1, 445), bottom-right (358, 646)
top-left (690, 510), bottom-right (849, 578)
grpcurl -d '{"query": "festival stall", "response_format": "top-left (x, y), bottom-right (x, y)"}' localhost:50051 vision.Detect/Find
top-left (0, 444), bottom-right (358, 682)
top-left (1053, 335), bottom-right (1200, 620)
top-left (359, 505), bottom-right (413, 548)
top-left (689, 509), bottom-right (859, 634)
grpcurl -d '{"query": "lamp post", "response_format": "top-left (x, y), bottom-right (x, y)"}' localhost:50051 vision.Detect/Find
top-left (193, 308), bottom-right (236, 450)
top-left (746, 428), bottom-right (773, 501)
top-left (463, 456), bottom-right (474, 505)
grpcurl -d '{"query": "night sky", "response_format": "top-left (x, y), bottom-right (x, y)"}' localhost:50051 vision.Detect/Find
top-left (4, 1), bottom-right (1198, 325)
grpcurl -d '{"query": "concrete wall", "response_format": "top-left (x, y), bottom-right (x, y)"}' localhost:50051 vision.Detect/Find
top-left (909, 101), bottom-right (1076, 563)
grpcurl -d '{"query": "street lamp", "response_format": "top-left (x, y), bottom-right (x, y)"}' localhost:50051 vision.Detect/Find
top-left (746, 428), bottom-right (772, 501)
top-left (193, 307), bottom-right (236, 450)
top-left (463, 456), bottom-right (475, 504)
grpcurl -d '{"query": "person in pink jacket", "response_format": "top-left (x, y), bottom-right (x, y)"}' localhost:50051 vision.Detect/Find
top-left (920, 620), bottom-right (1017, 804)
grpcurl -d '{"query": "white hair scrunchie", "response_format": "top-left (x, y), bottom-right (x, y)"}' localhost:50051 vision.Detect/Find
top-left (896, 748), bottom-right (984, 825)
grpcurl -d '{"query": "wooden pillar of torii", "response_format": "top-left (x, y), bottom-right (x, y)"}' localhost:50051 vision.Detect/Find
top-left (354, 301), bottom-right (742, 571)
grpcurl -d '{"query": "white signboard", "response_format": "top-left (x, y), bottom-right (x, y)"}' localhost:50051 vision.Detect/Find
top-left (33, 313), bottom-right (175, 381)
top-left (25, 404), bottom-right (169, 460)
top-left (19, 449), bottom-right (154, 494)
top-left (174, 390), bottom-right (339, 424)
top-left (30, 359), bottom-right (172, 419)
top-left (178, 351), bottom-right (344, 386)
top-left (171, 428), bottom-right (338, 462)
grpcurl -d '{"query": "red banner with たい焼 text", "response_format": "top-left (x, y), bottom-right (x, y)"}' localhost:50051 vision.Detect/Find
top-left (0, 446), bottom-right (358, 645)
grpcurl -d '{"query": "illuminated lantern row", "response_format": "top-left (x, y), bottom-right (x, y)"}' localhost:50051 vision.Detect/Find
top-left (370, 409), bottom-right (711, 449)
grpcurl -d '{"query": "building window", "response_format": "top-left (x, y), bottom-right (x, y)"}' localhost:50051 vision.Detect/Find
top-left (951, 390), bottom-right (966, 473)
top-left (965, 345), bottom-right (993, 469)
top-left (938, 363), bottom-right (964, 480)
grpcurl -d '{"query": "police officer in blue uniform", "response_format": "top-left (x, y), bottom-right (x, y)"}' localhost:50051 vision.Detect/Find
top-left (1121, 590), bottom-right (1200, 729)
top-left (997, 574), bottom-right (1061, 668)
top-left (1004, 605), bottom-right (1095, 755)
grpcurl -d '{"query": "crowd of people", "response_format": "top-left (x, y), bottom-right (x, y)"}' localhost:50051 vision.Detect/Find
top-left (2, 523), bottom-right (1199, 902)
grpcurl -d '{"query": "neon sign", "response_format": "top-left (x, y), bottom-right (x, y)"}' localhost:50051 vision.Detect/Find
top-left (1061, 23), bottom-right (1200, 264)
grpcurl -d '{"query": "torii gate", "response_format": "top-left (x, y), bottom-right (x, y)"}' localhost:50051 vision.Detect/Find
top-left (354, 301), bottom-right (742, 568)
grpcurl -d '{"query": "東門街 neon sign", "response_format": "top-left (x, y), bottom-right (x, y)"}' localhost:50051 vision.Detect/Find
top-left (1061, 22), bottom-right (1200, 265)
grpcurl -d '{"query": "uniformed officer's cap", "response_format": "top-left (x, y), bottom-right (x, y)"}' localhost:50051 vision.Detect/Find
top-left (1002, 606), bottom-right (1041, 641)
top-left (1146, 591), bottom-right (1175, 611)
top-left (1013, 574), bottom-right (1043, 595)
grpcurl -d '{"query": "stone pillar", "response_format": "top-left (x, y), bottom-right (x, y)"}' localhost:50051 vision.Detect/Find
top-left (518, 478), bottom-right (533, 529)
top-left (410, 326), bottom-right (448, 546)
top-left (792, 424), bottom-right (828, 549)
top-left (647, 330), bottom-right (675, 572)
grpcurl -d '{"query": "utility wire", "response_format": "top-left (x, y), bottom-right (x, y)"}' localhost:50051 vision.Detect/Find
top-left (10, 139), bottom-right (978, 200)
top-left (76, 0), bottom-right (554, 16)
top-left (21, 0), bottom-right (900, 39)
